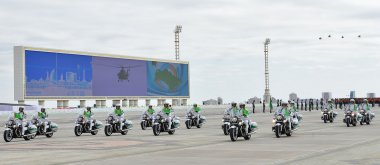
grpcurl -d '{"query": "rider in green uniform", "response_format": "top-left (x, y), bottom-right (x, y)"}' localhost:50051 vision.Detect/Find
top-left (275, 102), bottom-right (293, 129)
top-left (143, 105), bottom-right (155, 120)
top-left (360, 99), bottom-right (375, 120)
top-left (345, 99), bottom-right (361, 120)
top-left (239, 103), bottom-right (257, 133)
top-left (187, 104), bottom-right (201, 125)
top-left (83, 107), bottom-right (94, 129)
top-left (114, 105), bottom-right (125, 129)
top-left (14, 107), bottom-right (27, 135)
top-left (160, 103), bottom-right (173, 129)
top-left (38, 108), bottom-right (49, 132)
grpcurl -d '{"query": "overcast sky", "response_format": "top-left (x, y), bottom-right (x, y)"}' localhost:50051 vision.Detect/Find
top-left (1, 0), bottom-right (380, 105)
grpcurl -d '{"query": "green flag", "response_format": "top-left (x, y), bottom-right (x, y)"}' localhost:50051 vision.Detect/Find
top-left (269, 99), bottom-right (273, 110)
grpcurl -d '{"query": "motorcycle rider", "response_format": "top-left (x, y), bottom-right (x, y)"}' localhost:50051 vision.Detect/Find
top-left (345, 99), bottom-right (361, 120)
top-left (83, 107), bottom-right (95, 129)
top-left (38, 108), bottom-right (49, 132)
top-left (239, 103), bottom-right (257, 134)
top-left (187, 104), bottom-right (201, 125)
top-left (275, 102), bottom-right (293, 130)
top-left (289, 101), bottom-right (301, 125)
top-left (225, 102), bottom-right (238, 116)
top-left (360, 99), bottom-right (375, 120)
top-left (114, 104), bottom-right (126, 129)
top-left (14, 107), bottom-right (27, 136)
top-left (159, 103), bottom-right (173, 130)
top-left (324, 99), bottom-right (338, 118)
top-left (143, 105), bottom-right (156, 120)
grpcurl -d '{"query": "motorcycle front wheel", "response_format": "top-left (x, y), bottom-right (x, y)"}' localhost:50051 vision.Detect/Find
top-left (275, 125), bottom-right (281, 138)
top-left (141, 121), bottom-right (147, 130)
top-left (153, 124), bottom-right (161, 136)
top-left (3, 130), bottom-right (13, 142)
top-left (74, 126), bottom-right (83, 136)
top-left (185, 120), bottom-right (192, 129)
top-left (223, 124), bottom-right (229, 135)
top-left (104, 125), bottom-right (113, 136)
top-left (229, 127), bottom-right (238, 141)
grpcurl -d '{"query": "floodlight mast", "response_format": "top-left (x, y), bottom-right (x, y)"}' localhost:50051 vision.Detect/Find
top-left (264, 38), bottom-right (271, 103)
top-left (174, 25), bottom-right (182, 61)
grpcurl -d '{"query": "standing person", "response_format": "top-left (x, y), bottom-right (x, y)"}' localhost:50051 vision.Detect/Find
top-left (296, 99), bottom-right (299, 110)
top-left (308, 99), bottom-right (312, 111)
top-left (269, 99), bottom-right (273, 113)
top-left (263, 101), bottom-right (266, 113)
top-left (252, 100), bottom-right (255, 114)
top-left (305, 99), bottom-right (308, 111)
top-left (301, 99), bottom-right (304, 110)
top-left (277, 100), bottom-right (279, 107)
top-left (335, 99), bottom-right (338, 109)
top-left (316, 99), bottom-right (319, 110)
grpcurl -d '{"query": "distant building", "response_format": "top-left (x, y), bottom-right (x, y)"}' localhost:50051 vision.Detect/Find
top-left (350, 91), bottom-right (356, 99)
top-left (367, 93), bottom-right (376, 98)
top-left (322, 92), bottom-right (332, 102)
top-left (289, 93), bottom-right (298, 101)
top-left (203, 99), bottom-right (218, 105)
top-left (247, 97), bottom-right (261, 104)
top-left (217, 97), bottom-right (223, 105)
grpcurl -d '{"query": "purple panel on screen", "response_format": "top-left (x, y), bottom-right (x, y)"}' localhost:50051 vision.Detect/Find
top-left (92, 57), bottom-right (147, 96)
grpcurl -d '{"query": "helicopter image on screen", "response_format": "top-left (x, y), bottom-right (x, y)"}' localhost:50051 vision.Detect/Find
top-left (92, 62), bottom-right (142, 82)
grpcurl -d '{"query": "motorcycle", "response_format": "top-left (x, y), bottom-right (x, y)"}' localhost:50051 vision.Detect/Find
top-left (228, 116), bottom-right (256, 141)
top-left (359, 109), bottom-right (371, 125)
top-left (74, 115), bottom-right (102, 136)
top-left (321, 109), bottom-right (334, 123)
top-left (152, 114), bottom-right (180, 136)
top-left (3, 116), bottom-right (37, 142)
top-left (272, 114), bottom-right (293, 138)
top-left (221, 115), bottom-right (230, 135)
top-left (104, 114), bottom-right (132, 136)
top-left (30, 115), bottom-right (58, 138)
top-left (185, 112), bottom-right (206, 129)
top-left (343, 110), bottom-right (358, 127)
top-left (140, 113), bottom-right (153, 130)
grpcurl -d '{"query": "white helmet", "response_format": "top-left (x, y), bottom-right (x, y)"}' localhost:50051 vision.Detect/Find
top-left (290, 101), bottom-right (295, 104)
top-left (364, 99), bottom-right (368, 102)
top-left (350, 99), bottom-right (355, 102)
top-left (328, 99), bottom-right (332, 102)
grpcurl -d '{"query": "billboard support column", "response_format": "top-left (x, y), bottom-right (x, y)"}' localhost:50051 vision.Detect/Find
top-left (181, 99), bottom-right (187, 106)
top-left (112, 100), bottom-right (121, 107)
top-left (129, 100), bottom-right (138, 107)
top-left (38, 100), bottom-right (45, 107)
top-left (157, 99), bottom-right (166, 106)
top-left (101, 100), bottom-right (106, 108)
top-left (80, 100), bottom-right (86, 108)
top-left (57, 100), bottom-right (63, 109)
top-left (95, 100), bottom-right (102, 108)
top-left (63, 100), bottom-right (69, 109)
top-left (145, 99), bottom-right (151, 107)
top-left (122, 99), bottom-right (128, 107)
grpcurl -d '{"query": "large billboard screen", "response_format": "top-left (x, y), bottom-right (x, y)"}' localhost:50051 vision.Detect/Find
top-left (24, 50), bottom-right (189, 97)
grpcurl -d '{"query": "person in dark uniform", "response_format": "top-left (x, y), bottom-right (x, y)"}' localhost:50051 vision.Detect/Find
top-left (296, 99), bottom-right (299, 109)
top-left (263, 101), bottom-right (266, 113)
top-left (316, 99), bottom-right (319, 110)
top-left (305, 99), bottom-right (308, 111)
top-left (252, 100), bottom-right (255, 113)
top-left (301, 99), bottom-right (304, 110)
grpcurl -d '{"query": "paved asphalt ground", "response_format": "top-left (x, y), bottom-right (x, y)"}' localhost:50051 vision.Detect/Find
top-left (1, 106), bottom-right (380, 165)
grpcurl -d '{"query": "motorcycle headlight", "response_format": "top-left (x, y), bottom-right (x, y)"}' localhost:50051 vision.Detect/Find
top-left (276, 116), bottom-right (282, 120)
top-left (351, 113), bottom-right (355, 117)
top-left (77, 117), bottom-right (83, 122)
top-left (272, 119), bottom-right (276, 123)
top-left (7, 121), bottom-right (13, 126)
top-left (108, 116), bottom-right (113, 121)
top-left (156, 115), bottom-right (161, 119)
top-left (232, 117), bottom-right (237, 122)
top-left (143, 115), bottom-right (147, 118)
top-left (321, 112), bottom-right (323, 114)
top-left (238, 122), bottom-right (242, 125)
